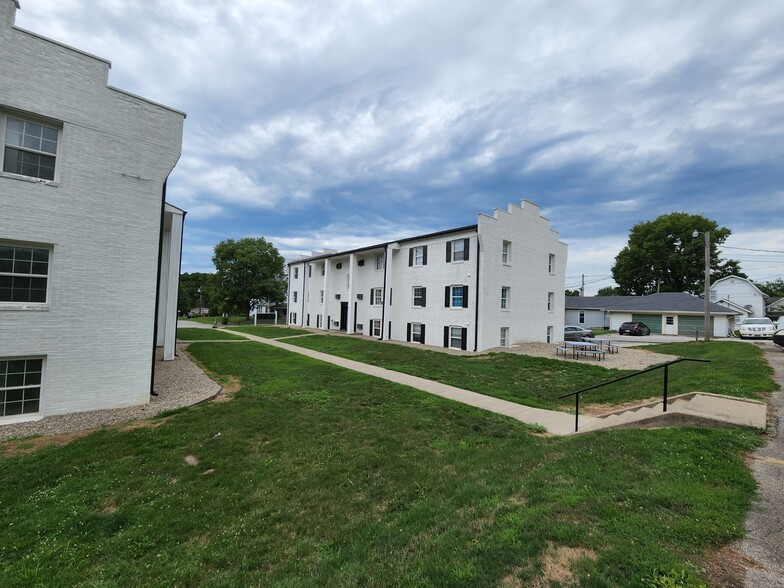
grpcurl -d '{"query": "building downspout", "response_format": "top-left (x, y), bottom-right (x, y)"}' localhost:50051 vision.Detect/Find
top-left (301, 263), bottom-right (306, 325)
top-left (150, 179), bottom-right (168, 396)
top-left (474, 231), bottom-right (480, 352)
top-left (173, 208), bottom-right (187, 357)
top-left (380, 244), bottom-right (388, 340)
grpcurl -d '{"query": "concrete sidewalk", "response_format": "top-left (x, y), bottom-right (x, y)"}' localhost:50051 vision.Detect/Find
top-left (233, 331), bottom-right (587, 435)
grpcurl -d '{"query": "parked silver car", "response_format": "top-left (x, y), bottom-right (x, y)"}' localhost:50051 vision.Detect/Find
top-left (564, 325), bottom-right (595, 341)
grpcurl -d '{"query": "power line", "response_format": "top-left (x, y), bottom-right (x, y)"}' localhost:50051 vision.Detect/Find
top-left (719, 246), bottom-right (784, 253)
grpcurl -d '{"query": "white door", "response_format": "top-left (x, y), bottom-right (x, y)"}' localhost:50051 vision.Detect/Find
top-left (662, 315), bottom-right (676, 335)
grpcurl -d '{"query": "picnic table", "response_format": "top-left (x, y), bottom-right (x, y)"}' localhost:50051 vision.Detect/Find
top-left (556, 340), bottom-right (607, 360)
top-left (591, 338), bottom-right (620, 354)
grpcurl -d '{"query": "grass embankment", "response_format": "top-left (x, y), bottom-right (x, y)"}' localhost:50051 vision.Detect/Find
top-left (286, 337), bottom-right (775, 410)
top-left (176, 328), bottom-right (245, 341)
top-left (226, 325), bottom-right (313, 339)
top-left (0, 341), bottom-right (764, 586)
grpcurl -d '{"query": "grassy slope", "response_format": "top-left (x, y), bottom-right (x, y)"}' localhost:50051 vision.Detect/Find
top-left (286, 336), bottom-right (775, 409)
top-left (0, 342), bottom-right (765, 587)
top-left (176, 328), bottom-right (245, 341)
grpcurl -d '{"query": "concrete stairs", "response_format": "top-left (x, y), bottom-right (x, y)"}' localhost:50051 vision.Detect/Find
top-left (576, 392), bottom-right (767, 434)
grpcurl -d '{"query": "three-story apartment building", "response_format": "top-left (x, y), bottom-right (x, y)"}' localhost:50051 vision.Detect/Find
top-left (287, 200), bottom-right (566, 351)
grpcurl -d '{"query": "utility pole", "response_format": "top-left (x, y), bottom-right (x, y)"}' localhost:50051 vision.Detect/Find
top-left (692, 230), bottom-right (711, 341)
top-left (580, 274), bottom-right (585, 297)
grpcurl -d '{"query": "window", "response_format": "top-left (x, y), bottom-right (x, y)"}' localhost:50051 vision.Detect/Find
top-left (1, 358), bottom-right (42, 416)
top-left (409, 245), bottom-right (427, 267)
top-left (546, 326), bottom-right (553, 343)
top-left (412, 286), bottom-right (426, 307)
top-left (445, 285), bottom-right (468, 308)
top-left (548, 253), bottom-right (555, 274)
top-left (3, 116), bottom-right (59, 181)
top-left (346, 274), bottom-right (350, 289)
top-left (375, 253), bottom-right (384, 271)
top-left (500, 287), bottom-right (510, 310)
top-left (710, 291), bottom-right (717, 301)
top-left (321, 266), bottom-right (325, 276)
top-left (547, 292), bottom-right (554, 311)
top-left (0, 244), bottom-right (50, 303)
top-left (578, 311), bottom-right (585, 324)
top-left (293, 267), bottom-right (299, 279)
top-left (358, 258), bottom-right (365, 267)
top-left (446, 326), bottom-right (466, 350)
top-left (371, 319), bottom-right (382, 337)
top-left (317, 315), bottom-right (322, 328)
top-left (336, 262), bottom-right (343, 269)
top-left (371, 287), bottom-right (383, 305)
top-left (666, 316), bottom-right (675, 325)
top-left (500, 327), bottom-right (509, 347)
top-left (502, 241), bottom-right (511, 264)
top-left (447, 238), bottom-right (470, 262)
top-left (292, 291), bottom-right (298, 303)
top-left (407, 322), bottom-right (425, 344)
top-left (308, 265), bottom-right (312, 278)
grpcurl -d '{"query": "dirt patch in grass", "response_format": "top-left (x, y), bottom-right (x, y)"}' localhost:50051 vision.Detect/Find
top-left (212, 375), bottom-right (241, 402)
top-left (0, 416), bottom-right (173, 458)
top-left (534, 544), bottom-right (598, 587)
top-left (700, 545), bottom-right (764, 587)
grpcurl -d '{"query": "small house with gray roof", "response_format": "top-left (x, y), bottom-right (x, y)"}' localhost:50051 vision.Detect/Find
top-left (566, 292), bottom-right (738, 337)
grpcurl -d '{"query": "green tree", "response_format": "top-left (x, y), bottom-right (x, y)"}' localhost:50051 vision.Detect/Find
top-left (596, 286), bottom-right (621, 296)
top-left (178, 272), bottom-right (217, 316)
top-left (565, 289), bottom-right (581, 297)
top-left (754, 278), bottom-right (784, 299)
top-left (212, 237), bottom-right (286, 317)
top-left (611, 213), bottom-right (745, 296)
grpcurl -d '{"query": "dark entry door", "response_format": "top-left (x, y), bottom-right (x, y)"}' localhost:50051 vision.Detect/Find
top-left (339, 302), bottom-right (349, 331)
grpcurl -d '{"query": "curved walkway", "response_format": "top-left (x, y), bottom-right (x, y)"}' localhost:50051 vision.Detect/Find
top-left (234, 331), bottom-right (589, 435)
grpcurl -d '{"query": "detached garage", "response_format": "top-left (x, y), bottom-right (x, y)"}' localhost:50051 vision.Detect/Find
top-left (566, 292), bottom-right (736, 337)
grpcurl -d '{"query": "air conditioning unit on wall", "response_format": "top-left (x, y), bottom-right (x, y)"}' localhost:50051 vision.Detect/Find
top-left (357, 294), bottom-right (364, 300)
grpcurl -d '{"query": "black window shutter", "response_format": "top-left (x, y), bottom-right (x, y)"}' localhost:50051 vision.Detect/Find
top-left (445, 286), bottom-right (450, 307)
top-left (389, 288), bottom-right (392, 305)
top-left (406, 323), bottom-right (411, 342)
top-left (463, 238), bottom-right (470, 261)
top-left (421, 287), bottom-right (427, 307)
top-left (461, 328), bottom-right (468, 350)
top-left (408, 249), bottom-right (413, 267)
top-left (370, 288), bottom-right (373, 302)
top-left (420, 324), bottom-right (426, 343)
top-left (443, 326), bottom-right (449, 348)
top-left (423, 246), bottom-right (428, 265)
top-left (446, 241), bottom-right (452, 262)
top-left (462, 285), bottom-right (469, 308)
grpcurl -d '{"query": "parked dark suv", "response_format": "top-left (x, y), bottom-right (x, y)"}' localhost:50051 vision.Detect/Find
top-left (618, 321), bottom-right (651, 336)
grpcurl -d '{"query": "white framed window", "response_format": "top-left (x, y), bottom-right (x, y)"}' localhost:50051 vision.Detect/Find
top-left (548, 253), bottom-right (555, 274)
top-left (547, 291), bottom-right (554, 311)
top-left (321, 265), bottom-right (325, 276)
top-left (320, 290), bottom-right (324, 303)
top-left (371, 319), bottom-right (382, 337)
top-left (0, 243), bottom-right (51, 304)
top-left (371, 287), bottom-right (383, 305)
top-left (1, 357), bottom-right (43, 416)
top-left (448, 238), bottom-right (469, 262)
top-left (500, 287), bottom-right (510, 310)
top-left (409, 245), bottom-right (427, 267)
top-left (500, 327), bottom-right (509, 347)
top-left (546, 326), bottom-right (553, 343)
top-left (292, 291), bottom-right (298, 303)
top-left (412, 286), bottom-right (426, 307)
top-left (448, 285), bottom-right (466, 308)
top-left (412, 323), bottom-right (424, 343)
top-left (293, 267), bottom-right (298, 279)
top-left (346, 274), bottom-right (350, 289)
top-left (450, 326), bottom-right (463, 349)
top-left (375, 253), bottom-right (385, 271)
top-left (710, 291), bottom-right (717, 301)
top-left (578, 311), bottom-right (585, 324)
top-left (502, 241), bottom-right (511, 265)
top-left (2, 115), bottom-right (59, 181)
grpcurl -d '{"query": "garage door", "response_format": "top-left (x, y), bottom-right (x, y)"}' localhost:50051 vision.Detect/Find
top-left (632, 314), bottom-right (662, 334)
top-left (678, 315), bottom-right (714, 337)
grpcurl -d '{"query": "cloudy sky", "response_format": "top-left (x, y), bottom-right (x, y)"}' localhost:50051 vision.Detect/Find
top-left (16, 0), bottom-right (784, 293)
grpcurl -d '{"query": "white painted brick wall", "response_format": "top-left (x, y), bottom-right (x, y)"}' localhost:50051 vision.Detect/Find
top-left (0, 2), bottom-right (184, 418)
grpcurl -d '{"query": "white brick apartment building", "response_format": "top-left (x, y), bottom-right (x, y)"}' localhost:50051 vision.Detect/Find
top-left (0, 0), bottom-right (185, 423)
top-left (287, 200), bottom-right (567, 351)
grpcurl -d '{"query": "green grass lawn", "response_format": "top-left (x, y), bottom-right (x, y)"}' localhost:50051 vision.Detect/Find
top-left (176, 328), bottom-right (245, 341)
top-left (226, 325), bottom-right (313, 339)
top-left (186, 316), bottom-right (254, 325)
top-left (285, 337), bottom-right (775, 410)
top-left (0, 341), bottom-right (764, 586)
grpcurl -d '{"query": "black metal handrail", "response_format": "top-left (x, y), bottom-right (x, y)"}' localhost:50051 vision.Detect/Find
top-left (558, 358), bottom-right (711, 432)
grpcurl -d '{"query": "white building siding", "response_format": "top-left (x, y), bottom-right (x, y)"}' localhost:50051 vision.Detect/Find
top-left (0, 2), bottom-right (184, 420)
top-left (289, 200), bottom-right (566, 352)
top-left (710, 276), bottom-right (765, 319)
